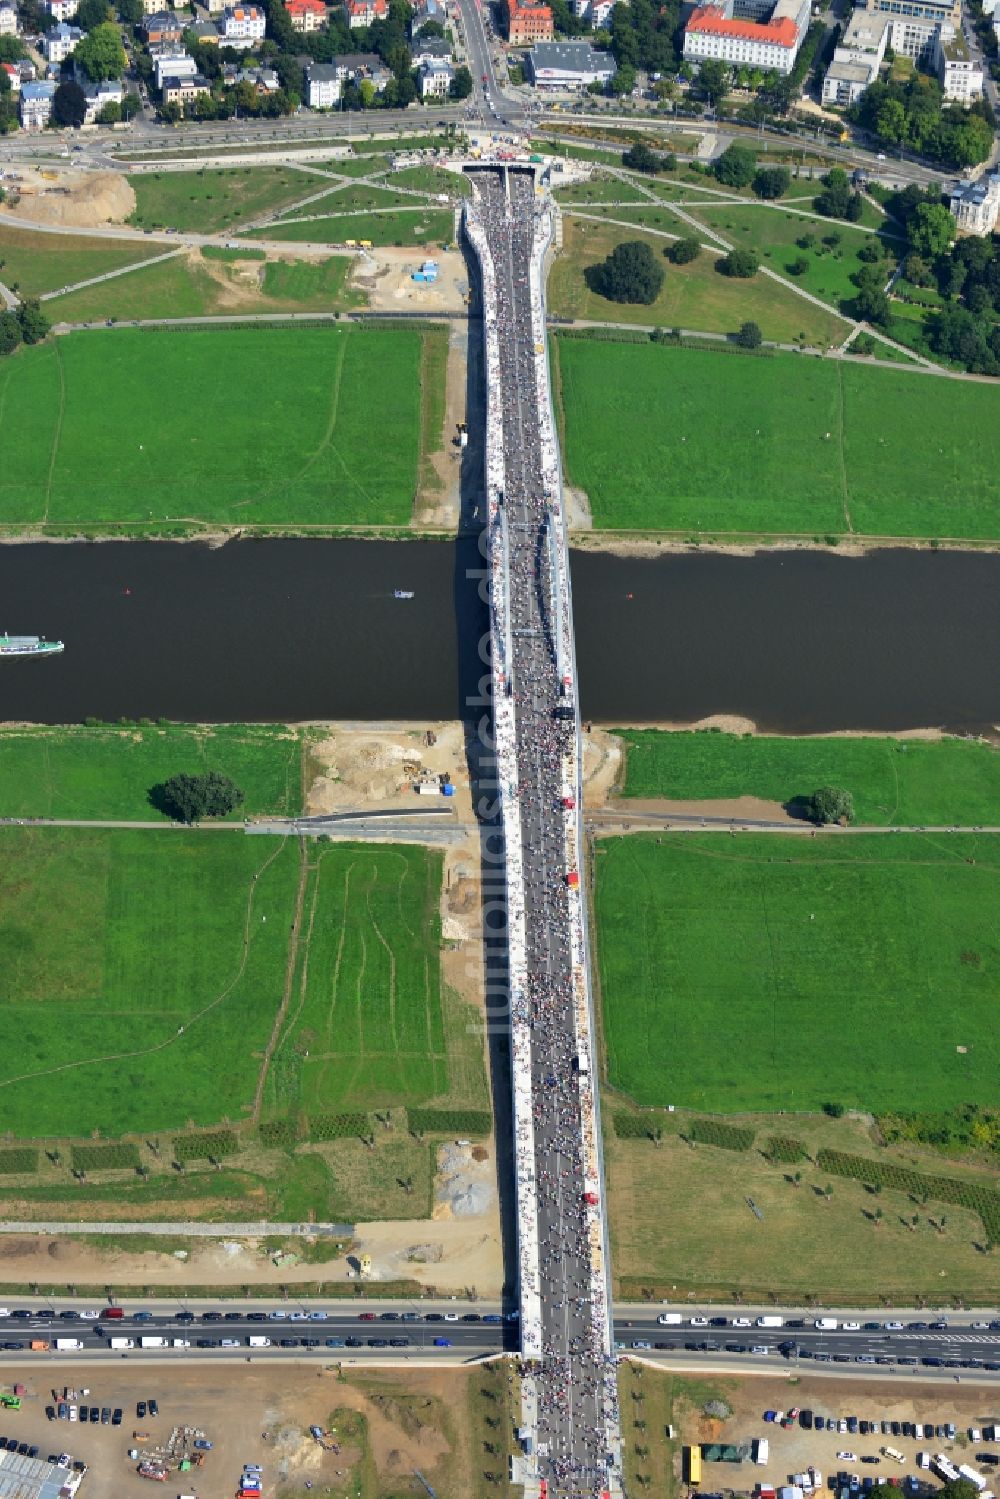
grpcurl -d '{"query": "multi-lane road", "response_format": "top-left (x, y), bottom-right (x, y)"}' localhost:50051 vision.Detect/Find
top-left (4, 1303), bottom-right (1000, 1375)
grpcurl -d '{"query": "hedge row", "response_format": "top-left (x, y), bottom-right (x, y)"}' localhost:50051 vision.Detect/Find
top-left (310, 1112), bottom-right (371, 1141)
top-left (71, 1143), bottom-right (140, 1171)
top-left (407, 1108), bottom-right (492, 1136)
top-left (0, 1149), bottom-right (38, 1174)
top-left (173, 1130), bottom-right (238, 1162)
top-left (688, 1119), bottom-right (755, 1151)
top-left (765, 1136), bottom-right (806, 1164)
top-left (613, 1113), bottom-right (665, 1139)
top-left (817, 1148), bottom-right (1000, 1241)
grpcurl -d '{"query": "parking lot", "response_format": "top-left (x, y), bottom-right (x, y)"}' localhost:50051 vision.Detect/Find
top-left (682, 1377), bottom-right (1000, 1499)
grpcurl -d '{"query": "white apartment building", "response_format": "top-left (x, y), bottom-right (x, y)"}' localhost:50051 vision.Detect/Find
top-left (153, 48), bottom-right (197, 85)
top-left (934, 24), bottom-right (983, 99)
top-left (43, 0), bottom-right (79, 20)
top-left (44, 20), bottom-right (84, 60)
top-left (305, 60), bottom-right (341, 104)
top-left (218, 3), bottom-right (265, 44)
top-left (19, 79), bottom-right (56, 127)
top-left (0, 3), bottom-right (18, 35)
top-left (418, 56), bottom-right (453, 94)
top-left (683, 4), bottom-right (802, 74)
top-left (822, 10), bottom-right (888, 103)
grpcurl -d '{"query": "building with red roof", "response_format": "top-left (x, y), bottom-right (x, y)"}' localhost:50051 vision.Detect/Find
top-left (346, 0), bottom-right (387, 26)
top-left (684, 0), bottom-right (807, 73)
top-left (503, 0), bottom-right (553, 44)
top-left (285, 0), bottom-right (326, 28)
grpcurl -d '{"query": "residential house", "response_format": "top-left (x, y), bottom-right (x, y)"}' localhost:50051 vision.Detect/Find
top-left (196, 0), bottom-right (227, 14)
top-left (142, 9), bottom-right (184, 41)
top-left (81, 74), bottom-right (124, 120)
top-left (502, 0), bottom-right (553, 43)
top-left (345, 0), bottom-right (387, 24)
top-left (305, 59), bottom-right (341, 103)
top-left (948, 170), bottom-right (1000, 234)
top-left (43, 0), bottom-right (79, 20)
top-left (190, 19), bottom-right (221, 40)
top-left (44, 20), bottom-right (84, 61)
top-left (0, 2), bottom-right (18, 34)
top-left (412, 33), bottom-right (451, 64)
top-left (934, 24), bottom-right (983, 100)
top-left (411, 0), bottom-right (444, 30)
top-left (418, 56), bottom-right (453, 93)
top-left (0, 60), bottom-right (20, 90)
top-left (19, 78), bottom-right (56, 127)
top-left (285, 0), bottom-right (326, 28)
top-left (236, 63), bottom-right (280, 88)
top-left (567, 0), bottom-right (612, 25)
top-left (526, 38), bottom-right (615, 86)
top-left (163, 70), bottom-right (212, 103)
top-left (218, 3), bottom-right (266, 44)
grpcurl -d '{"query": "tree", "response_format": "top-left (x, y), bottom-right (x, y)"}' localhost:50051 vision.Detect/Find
top-left (857, 241), bottom-right (882, 265)
top-left (594, 239), bottom-right (664, 304)
top-left (17, 299), bottom-right (50, 345)
top-left (0, 310), bottom-right (21, 357)
top-left (736, 320), bottom-right (762, 348)
top-left (0, 35), bottom-right (27, 62)
top-left (908, 201), bottom-right (955, 260)
top-left (95, 99), bottom-right (121, 124)
top-left (155, 772), bottom-right (246, 823)
top-left (815, 166), bottom-right (853, 219)
top-left (718, 248), bottom-right (759, 278)
top-left (804, 786), bottom-right (855, 825)
top-left (787, 255), bottom-right (809, 276)
top-left (713, 141), bottom-right (755, 188)
top-left (611, 63), bottom-right (636, 96)
top-left (670, 236), bottom-right (701, 264)
top-left (52, 79), bottom-right (87, 128)
top-left (622, 140), bottom-right (661, 174)
top-left (117, 0), bottom-right (144, 22)
top-left (74, 20), bottom-right (127, 80)
top-left (696, 58), bottom-right (730, 106)
top-left (902, 251), bottom-right (931, 286)
top-left (76, 0), bottom-right (111, 28)
top-left (417, 16), bottom-right (444, 34)
top-left (752, 165), bottom-right (789, 200)
top-left (449, 63), bottom-right (472, 99)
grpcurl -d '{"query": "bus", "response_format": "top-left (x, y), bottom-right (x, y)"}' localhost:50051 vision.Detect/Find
top-left (686, 1446), bottom-right (702, 1486)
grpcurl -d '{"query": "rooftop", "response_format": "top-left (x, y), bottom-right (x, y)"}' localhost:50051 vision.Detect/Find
top-left (529, 38), bottom-right (615, 64)
top-left (686, 4), bottom-right (800, 44)
top-left (827, 57), bottom-right (878, 79)
top-left (939, 27), bottom-right (970, 56)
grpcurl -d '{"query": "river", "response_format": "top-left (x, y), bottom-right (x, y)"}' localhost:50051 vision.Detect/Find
top-left (0, 539), bottom-right (997, 734)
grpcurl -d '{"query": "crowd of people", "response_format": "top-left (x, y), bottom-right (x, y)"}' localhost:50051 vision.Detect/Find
top-left (466, 167), bottom-right (623, 1498)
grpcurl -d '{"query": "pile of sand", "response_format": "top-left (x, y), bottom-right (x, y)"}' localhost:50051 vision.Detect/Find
top-left (7, 167), bottom-right (135, 227)
top-left (435, 1142), bottom-right (495, 1219)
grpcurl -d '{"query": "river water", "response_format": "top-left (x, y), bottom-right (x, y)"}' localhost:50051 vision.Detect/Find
top-left (0, 539), bottom-right (997, 734)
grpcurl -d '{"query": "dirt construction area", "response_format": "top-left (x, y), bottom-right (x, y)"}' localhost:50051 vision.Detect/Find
top-left (670, 1372), bottom-right (1000, 1493)
top-left (354, 246), bottom-right (469, 313)
top-left (0, 1359), bottom-right (485, 1499)
top-left (0, 167), bottom-right (134, 227)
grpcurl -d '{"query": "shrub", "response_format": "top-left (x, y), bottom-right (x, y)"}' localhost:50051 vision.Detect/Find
top-left (614, 1112), bottom-right (656, 1138)
top-left (787, 255), bottom-right (810, 276)
top-left (688, 1119), bottom-right (755, 1150)
top-left (817, 1148), bottom-right (1000, 1242)
top-left (407, 1108), bottom-right (492, 1136)
top-left (718, 248), bottom-right (759, 278)
top-left (0, 1148), bottom-right (38, 1174)
top-left (259, 1118), bottom-right (302, 1148)
top-left (752, 166), bottom-right (790, 200)
top-left (173, 1129), bottom-right (238, 1161)
top-left (309, 1112), bottom-right (371, 1141)
top-left (670, 236), bottom-right (702, 264)
top-left (71, 1143), bottom-right (141, 1171)
top-left (736, 320), bottom-right (763, 349)
top-left (765, 1135), bottom-right (806, 1163)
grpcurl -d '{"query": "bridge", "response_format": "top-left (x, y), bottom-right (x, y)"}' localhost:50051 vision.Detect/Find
top-left (463, 167), bottom-right (624, 1499)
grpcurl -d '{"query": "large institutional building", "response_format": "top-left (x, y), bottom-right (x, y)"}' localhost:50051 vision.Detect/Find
top-left (683, 0), bottom-right (810, 76)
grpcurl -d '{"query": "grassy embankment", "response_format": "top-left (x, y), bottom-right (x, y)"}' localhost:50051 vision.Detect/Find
top-left (553, 337), bottom-right (1000, 538)
top-left (0, 325), bottom-right (424, 530)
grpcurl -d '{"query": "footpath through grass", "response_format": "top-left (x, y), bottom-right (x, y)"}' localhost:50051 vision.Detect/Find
top-left (0, 325), bottom-right (421, 529)
top-left (250, 208), bottom-right (455, 248)
top-left (0, 225), bottom-right (164, 299)
top-left (0, 723), bottom-right (306, 821)
top-left (554, 337), bottom-right (1000, 538)
top-left (615, 729), bottom-right (1000, 825)
top-left (127, 166), bottom-right (318, 234)
top-left (595, 831), bottom-right (1000, 1115)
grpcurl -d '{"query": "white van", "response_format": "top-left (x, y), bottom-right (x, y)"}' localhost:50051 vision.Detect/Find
top-left (656, 1313), bottom-right (683, 1326)
top-left (814, 1318), bottom-right (838, 1331)
top-left (248, 1336), bottom-right (272, 1348)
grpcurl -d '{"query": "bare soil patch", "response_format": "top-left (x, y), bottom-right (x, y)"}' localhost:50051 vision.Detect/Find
top-left (4, 168), bottom-right (134, 227)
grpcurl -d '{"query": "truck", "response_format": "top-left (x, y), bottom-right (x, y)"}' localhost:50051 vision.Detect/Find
top-left (248, 1336), bottom-right (271, 1348)
top-left (109, 1337), bottom-right (135, 1350)
top-left (754, 1439), bottom-right (770, 1466)
top-left (172, 1339), bottom-right (190, 1349)
top-left (756, 1316), bottom-right (784, 1328)
top-left (0, 1396), bottom-right (20, 1410)
top-left (959, 1467), bottom-right (989, 1492)
top-left (139, 1337), bottom-right (167, 1349)
top-left (53, 1339), bottom-right (84, 1351)
top-left (30, 1340), bottom-right (50, 1352)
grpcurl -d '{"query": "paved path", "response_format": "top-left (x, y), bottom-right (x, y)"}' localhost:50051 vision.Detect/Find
top-left (590, 811), bottom-right (1000, 834)
top-left (0, 1220), bottom-right (352, 1237)
top-left (39, 247), bottom-right (187, 304)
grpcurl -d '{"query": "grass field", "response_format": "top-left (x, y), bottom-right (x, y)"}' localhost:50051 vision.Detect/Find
top-left (0, 325), bottom-right (420, 527)
top-left (684, 200), bottom-right (901, 314)
top-left (0, 828), bottom-right (298, 1136)
top-left (46, 249), bottom-right (365, 323)
top-left (0, 225), bottom-right (163, 299)
top-left (606, 1107), bottom-right (1000, 1302)
top-left (548, 218), bottom-right (847, 348)
top-left (553, 338), bottom-right (1000, 537)
top-left (0, 723), bottom-right (306, 820)
top-left (0, 831), bottom-right (475, 1142)
top-left (250, 208), bottom-right (455, 248)
top-left (390, 164), bottom-right (472, 197)
top-left (276, 181), bottom-right (423, 219)
top-left (127, 166), bottom-right (317, 233)
top-left (595, 832), bottom-right (1000, 1114)
top-left (615, 729), bottom-right (1000, 825)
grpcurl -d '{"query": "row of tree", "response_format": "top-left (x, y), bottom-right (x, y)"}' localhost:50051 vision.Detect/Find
top-left (850, 72), bottom-right (994, 169)
top-left (0, 299), bottom-right (51, 357)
